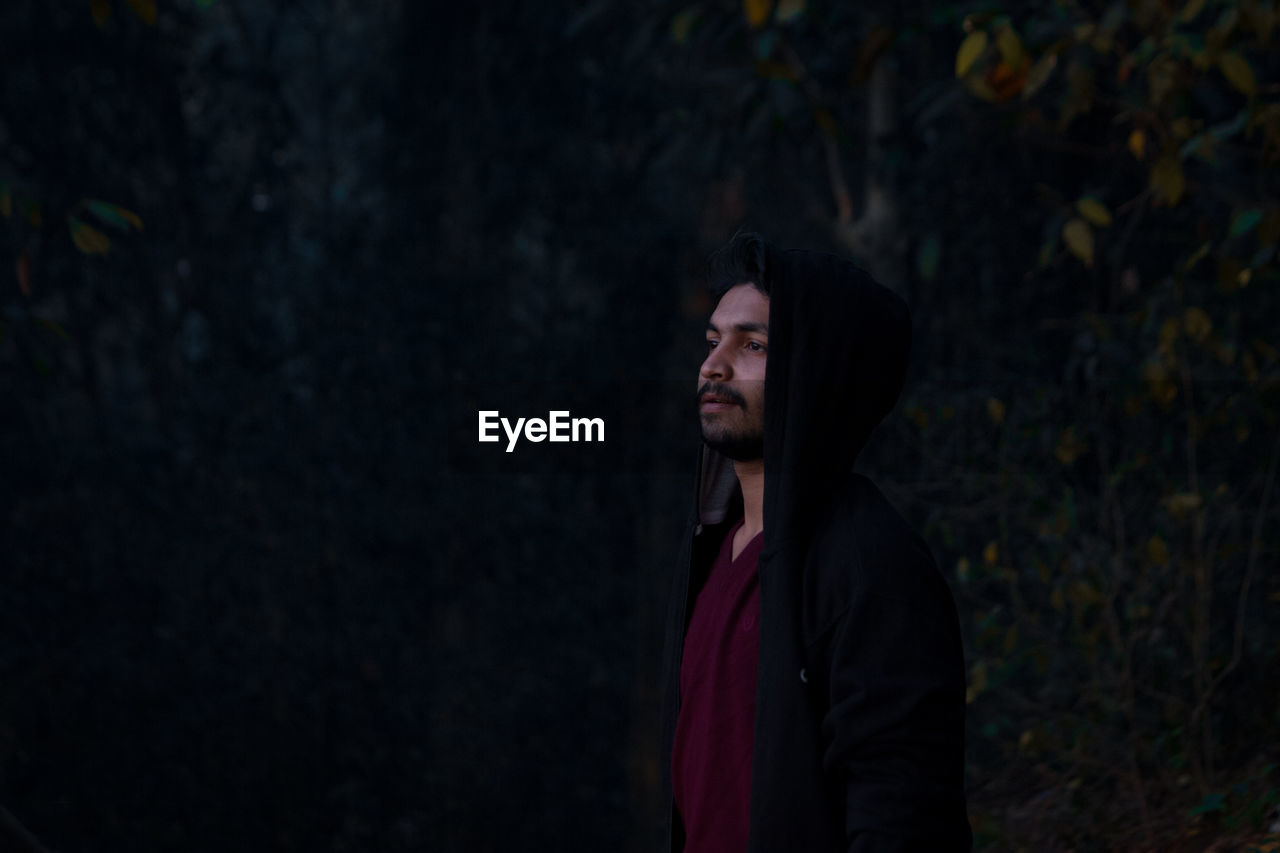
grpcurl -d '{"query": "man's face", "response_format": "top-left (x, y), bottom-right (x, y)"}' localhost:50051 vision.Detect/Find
top-left (697, 283), bottom-right (768, 462)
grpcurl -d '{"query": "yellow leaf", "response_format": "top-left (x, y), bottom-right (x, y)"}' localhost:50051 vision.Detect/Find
top-left (1162, 491), bottom-right (1203, 517)
top-left (1210, 7), bottom-right (1240, 45)
top-left (1051, 585), bottom-right (1065, 612)
top-left (814, 107), bottom-right (838, 137)
top-left (1180, 0), bottom-right (1208, 23)
top-left (775, 0), bottom-right (804, 24)
top-left (956, 30), bottom-right (988, 78)
top-left (90, 0), bottom-right (111, 26)
top-left (119, 206), bottom-right (143, 230)
top-left (1244, 352), bottom-right (1260, 383)
top-left (1217, 51), bottom-right (1257, 97)
top-left (125, 0), bottom-right (156, 24)
top-left (754, 59), bottom-right (795, 81)
top-left (1170, 117), bottom-right (1195, 140)
top-left (1253, 6), bottom-right (1277, 43)
top-left (987, 397), bottom-right (1006, 424)
top-left (983, 541), bottom-right (999, 566)
top-left (1146, 535), bottom-right (1170, 566)
top-left (1128, 129), bottom-right (1146, 159)
top-left (1148, 58), bottom-right (1178, 106)
top-left (744, 0), bottom-right (772, 29)
top-left (1019, 729), bottom-right (1033, 751)
top-left (1055, 426), bottom-right (1085, 465)
top-left (1143, 359), bottom-right (1178, 405)
top-left (1076, 196), bottom-right (1112, 227)
top-left (1069, 580), bottom-right (1100, 607)
top-left (1062, 218), bottom-right (1094, 267)
top-left (1258, 209), bottom-right (1280, 247)
top-left (670, 9), bottom-right (697, 45)
top-left (1022, 52), bottom-right (1057, 100)
top-left (1183, 307), bottom-right (1212, 343)
top-left (966, 659), bottom-right (987, 703)
top-left (962, 73), bottom-right (999, 102)
top-left (16, 249), bottom-right (31, 297)
top-left (69, 218), bottom-right (111, 254)
top-left (996, 25), bottom-right (1025, 69)
top-left (1150, 153), bottom-right (1186, 206)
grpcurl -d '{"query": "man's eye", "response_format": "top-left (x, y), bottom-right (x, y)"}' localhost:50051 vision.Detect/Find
top-left (706, 339), bottom-right (719, 348)
top-left (747, 341), bottom-right (766, 352)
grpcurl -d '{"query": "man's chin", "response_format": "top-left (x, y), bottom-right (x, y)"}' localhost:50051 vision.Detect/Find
top-left (701, 431), bottom-right (764, 463)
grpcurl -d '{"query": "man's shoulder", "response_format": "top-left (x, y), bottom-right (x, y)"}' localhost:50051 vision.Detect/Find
top-left (806, 473), bottom-right (947, 606)
top-left (814, 473), bottom-right (918, 551)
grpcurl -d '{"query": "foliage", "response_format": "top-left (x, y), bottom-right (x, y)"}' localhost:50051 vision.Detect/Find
top-left (662, 0), bottom-right (1279, 847)
top-left (3, 0), bottom-right (1278, 850)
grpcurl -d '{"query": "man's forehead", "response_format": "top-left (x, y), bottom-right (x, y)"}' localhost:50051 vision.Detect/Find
top-left (709, 282), bottom-right (770, 329)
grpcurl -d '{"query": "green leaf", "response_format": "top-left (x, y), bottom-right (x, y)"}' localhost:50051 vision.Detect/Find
top-left (670, 8), bottom-right (698, 44)
top-left (1249, 244), bottom-right (1276, 269)
top-left (916, 233), bottom-right (941, 281)
top-left (1189, 792), bottom-right (1226, 816)
top-left (774, 0), bottom-right (804, 24)
top-left (1229, 208), bottom-right (1264, 239)
top-left (956, 30), bottom-right (987, 77)
top-left (35, 317), bottom-right (69, 341)
top-left (1037, 237), bottom-right (1056, 268)
top-left (86, 199), bottom-right (143, 231)
top-left (755, 30), bottom-right (779, 60)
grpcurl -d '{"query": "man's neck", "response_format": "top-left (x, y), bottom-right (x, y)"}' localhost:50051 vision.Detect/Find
top-left (733, 458), bottom-right (765, 555)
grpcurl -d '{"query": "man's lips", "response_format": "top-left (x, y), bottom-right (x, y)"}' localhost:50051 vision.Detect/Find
top-left (699, 395), bottom-right (740, 411)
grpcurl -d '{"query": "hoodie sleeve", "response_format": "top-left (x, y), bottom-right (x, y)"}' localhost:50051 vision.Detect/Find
top-left (818, 537), bottom-right (972, 852)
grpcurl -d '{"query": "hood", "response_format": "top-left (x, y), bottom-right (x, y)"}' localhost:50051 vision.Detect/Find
top-left (696, 245), bottom-right (912, 548)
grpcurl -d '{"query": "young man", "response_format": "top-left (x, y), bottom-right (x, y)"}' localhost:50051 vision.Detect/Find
top-left (660, 233), bottom-right (972, 852)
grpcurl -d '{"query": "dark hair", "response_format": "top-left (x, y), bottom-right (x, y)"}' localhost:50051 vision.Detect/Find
top-left (707, 231), bottom-right (770, 302)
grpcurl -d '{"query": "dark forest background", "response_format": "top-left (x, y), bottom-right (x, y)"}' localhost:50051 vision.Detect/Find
top-left (2, 0), bottom-right (1278, 851)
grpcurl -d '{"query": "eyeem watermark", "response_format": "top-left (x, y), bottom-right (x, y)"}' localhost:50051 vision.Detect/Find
top-left (478, 410), bottom-right (605, 452)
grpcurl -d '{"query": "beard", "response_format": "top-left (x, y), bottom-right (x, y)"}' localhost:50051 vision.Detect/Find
top-left (702, 421), bottom-right (764, 462)
top-left (698, 381), bottom-right (764, 462)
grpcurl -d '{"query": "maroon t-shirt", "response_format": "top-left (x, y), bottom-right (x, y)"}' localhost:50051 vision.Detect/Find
top-left (672, 519), bottom-right (764, 853)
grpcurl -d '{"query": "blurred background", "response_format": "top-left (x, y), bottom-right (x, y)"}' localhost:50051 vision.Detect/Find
top-left (2, 0), bottom-right (1278, 850)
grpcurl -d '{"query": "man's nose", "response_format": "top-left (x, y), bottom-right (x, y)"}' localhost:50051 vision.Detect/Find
top-left (700, 351), bottom-right (729, 381)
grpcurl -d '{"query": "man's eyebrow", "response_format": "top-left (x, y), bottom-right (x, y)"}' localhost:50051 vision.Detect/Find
top-left (706, 321), bottom-right (769, 335)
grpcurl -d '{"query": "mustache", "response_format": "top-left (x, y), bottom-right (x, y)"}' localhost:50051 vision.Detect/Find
top-left (696, 382), bottom-right (747, 407)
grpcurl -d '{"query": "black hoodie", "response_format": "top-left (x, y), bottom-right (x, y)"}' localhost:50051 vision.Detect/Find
top-left (659, 245), bottom-right (972, 852)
